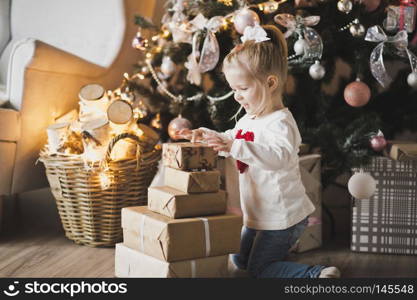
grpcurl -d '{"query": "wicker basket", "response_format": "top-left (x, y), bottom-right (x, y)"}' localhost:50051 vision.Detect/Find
top-left (39, 132), bottom-right (161, 247)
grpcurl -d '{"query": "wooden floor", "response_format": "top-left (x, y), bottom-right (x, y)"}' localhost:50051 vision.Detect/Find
top-left (0, 189), bottom-right (416, 278)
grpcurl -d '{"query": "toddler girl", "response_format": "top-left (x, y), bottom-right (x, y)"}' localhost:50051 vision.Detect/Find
top-left (179, 24), bottom-right (340, 278)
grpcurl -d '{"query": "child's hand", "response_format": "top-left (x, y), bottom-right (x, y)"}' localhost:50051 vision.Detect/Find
top-left (176, 128), bottom-right (206, 142)
top-left (205, 132), bottom-right (233, 153)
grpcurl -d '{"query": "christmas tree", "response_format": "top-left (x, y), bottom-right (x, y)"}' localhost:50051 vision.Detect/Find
top-left (128, 0), bottom-right (417, 186)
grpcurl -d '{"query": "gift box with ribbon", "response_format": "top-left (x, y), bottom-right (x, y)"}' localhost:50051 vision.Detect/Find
top-left (292, 154), bottom-right (322, 253)
top-left (147, 186), bottom-right (226, 218)
top-left (121, 206), bottom-right (242, 262)
top-left (115, 243), bottom-right (229, 278)
top-left (164, 167), bottom-right (221, 193)
top-left (384, 141), bottom-right (417, 161)
top-left (162, 142), bottom-right (217, 170)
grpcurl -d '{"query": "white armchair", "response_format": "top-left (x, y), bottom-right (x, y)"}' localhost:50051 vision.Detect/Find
top-left (0, 0), bottom-right (158, 198)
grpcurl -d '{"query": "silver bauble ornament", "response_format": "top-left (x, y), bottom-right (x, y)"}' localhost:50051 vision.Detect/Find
top-left (168, 115), bottom-right (192, 140)
top-left (349, 23), bottom-right (365, 37)
top-left (160, 56), bottom-right (176, 77)
top-left (233, 8), bottom-right (260, 34)
top-left (309, 60), bottom-right (326, 80)
top-left (348, 172), bottom-right (376, 199)
top-left (293, 37), bottom-right (307, 56)
top-left (337, 0), bottom-right (353, 14)
top-left (407, 72), bottom-right (417, 89)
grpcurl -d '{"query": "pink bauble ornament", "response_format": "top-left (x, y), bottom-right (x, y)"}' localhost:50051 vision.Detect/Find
top-left (233, 8), bottom-right (260, 34)
top-left (168, 115), bottom-right (192, 140)
top-left (344, 79), bottom-right (371, 107)
top-left (370, 130), bottom-right (387, 152)
top-left (362, 0), bottom-right (381, 12)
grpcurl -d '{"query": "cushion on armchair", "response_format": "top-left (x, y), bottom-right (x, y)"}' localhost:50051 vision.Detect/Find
top-left (0, 0), bottom-right (10, 107)
top-left (0, 0), bottom-right (10, 53)
top-left (0, 0), bottom-right (125, 109)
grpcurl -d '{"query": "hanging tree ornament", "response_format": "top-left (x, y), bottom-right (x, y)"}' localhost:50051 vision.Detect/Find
top-left (384, 1), bottom-right (416, 33)
top-left (132, 29), bottom-right (149, 51)
top-left (361, 0), bottom-right (381, 12)
top-left (233, 7), bottom-right (260, 34)
top-left (369, 130), bottom-right (387, 152)
top-left (275, 14), bottom-right (323, 65)
top-left (349, 19), bottom-right (366, 37)
top-left (258, 0), bottom-right (280, 14)
top-left (160, 56), bottom-right (176, 78)
top-left (293, 36), bottom-right (308, 55)
top-left (348, 171), bottom-right (376, 199)
top-left (309, 60), bottom-right (326, 80)
top-left (344, 78), bottom-right (371, 107)
top-left (167, 114), bottom-right (192, 140)
top-left (407, 72), bottom-right (417, 88)
top-left (365, 25), bottom-right (417, 88)
top-left (337, 0), bottom-right (353, 14)
top-left (184, 14), bottom-right (223, 85)
top-left (295, 0), bottom-right (321, 7)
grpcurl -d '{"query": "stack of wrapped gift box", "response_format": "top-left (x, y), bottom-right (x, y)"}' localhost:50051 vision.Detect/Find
top-left (115, 142), bottom-right (243, 277)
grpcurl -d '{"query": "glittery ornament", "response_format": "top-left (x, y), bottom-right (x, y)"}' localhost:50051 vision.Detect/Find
top-left (309, 60), bottom-right (326, 80)
top-left (233, 8), bottom-right (260, 34)
top-left (167, 115), bottom-right (192, 140)
top-left (348, 172), bottom-right (376, 199)
top-left (337, 0), bottom-right (353, 14)
top-left (370, 130), bottom-right (387, 152)
top-left (344, 78), bottom-right (371, 107)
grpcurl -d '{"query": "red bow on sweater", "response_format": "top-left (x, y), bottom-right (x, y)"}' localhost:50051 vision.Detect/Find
top-left (235, 129), bottom-right (254, 173)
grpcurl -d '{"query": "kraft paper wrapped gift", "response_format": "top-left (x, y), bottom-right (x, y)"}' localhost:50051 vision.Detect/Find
top-left (384, 141), bottom-right (417, 161)
top-left (148, 186), bottom-right (226, 218)
top-left (162, 142), bottom-right (217, 170)
top-left (121, 206), bottom-right (242, 262)
top-left (291, 223), bottom-right (322, 253)
top-left (294, 154), bottom-right (322, 253)
top-left (115, 243), bottom-right (229, 278)
top-left (164, 167), bottom-right (220, 193)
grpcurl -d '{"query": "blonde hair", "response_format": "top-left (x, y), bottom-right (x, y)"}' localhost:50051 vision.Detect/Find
top-left (222, 25), bottom-right (288, 117)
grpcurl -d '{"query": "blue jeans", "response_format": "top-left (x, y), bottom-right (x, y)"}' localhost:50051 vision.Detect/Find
top-left (231, 217), bottom-right (325, 278)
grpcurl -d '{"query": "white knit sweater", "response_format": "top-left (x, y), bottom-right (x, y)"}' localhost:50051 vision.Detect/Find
top-left (220, 108), bottom-right (315, 230)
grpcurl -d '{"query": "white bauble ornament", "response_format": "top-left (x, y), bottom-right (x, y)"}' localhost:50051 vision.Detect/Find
top-left (233, 8), bottom-right (260, 34)
top-left (337, 0), bottom-right (353, 14)
top-left (309, 60), bottom-right (326, 80)
top-left (160, 56), bottom-right (176, 77)
top-left (407, 72), bottom-right (417, 89)
top-left (293, 37), bottom-right (307, 56)
top-left (348, 172), bottom-right (376, 199)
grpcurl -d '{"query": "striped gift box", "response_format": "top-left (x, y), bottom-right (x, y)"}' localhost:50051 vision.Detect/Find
top-left (351, 157), bottom-right (417, 255)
